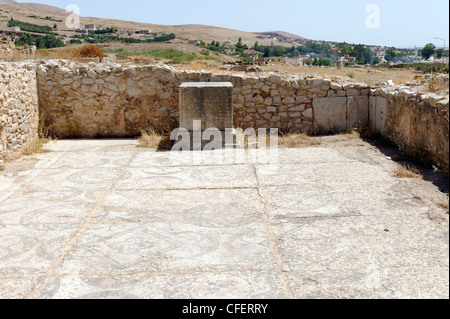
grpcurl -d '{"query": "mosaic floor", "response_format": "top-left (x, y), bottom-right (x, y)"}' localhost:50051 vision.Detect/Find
top-left (0, 140), bottom-right (448, 299)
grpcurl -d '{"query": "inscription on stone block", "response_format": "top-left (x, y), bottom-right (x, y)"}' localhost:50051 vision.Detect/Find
top-left (179, 82), bottom-right (234, 131)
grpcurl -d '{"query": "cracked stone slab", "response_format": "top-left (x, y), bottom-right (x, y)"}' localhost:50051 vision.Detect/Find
top-left (0, 139), bottom-right (448, 299)
top-left (115, 165), bottom-right (257, 190)
top-left (47, 271), bottom-right (284, 299)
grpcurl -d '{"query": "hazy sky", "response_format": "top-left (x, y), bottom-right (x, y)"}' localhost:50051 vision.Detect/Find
top-left (15, 0), bottom-right (450, 48)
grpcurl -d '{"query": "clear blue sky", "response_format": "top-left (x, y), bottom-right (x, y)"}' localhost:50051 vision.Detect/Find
top-left (16, 0), bottom-right (450, 48)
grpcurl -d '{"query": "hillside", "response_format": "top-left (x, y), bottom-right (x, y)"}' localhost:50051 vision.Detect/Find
top-left (0, 0), bottom-right (308, 48)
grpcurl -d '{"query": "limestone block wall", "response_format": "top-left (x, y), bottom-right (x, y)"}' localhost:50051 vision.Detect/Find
top-left (0, 62), bottom-right (39, 163)
top-left (36, 60), bottom-right (371, 138)
top-left (370, 88), bottom-right (449, 173)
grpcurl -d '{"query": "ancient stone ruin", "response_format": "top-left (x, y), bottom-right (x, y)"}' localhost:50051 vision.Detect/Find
top-left (0, 34), bottom-right (36, 59)
top-left (0, 58), bottom-right (449, 173)
top-left (0, 62), bottom-right (38, 160)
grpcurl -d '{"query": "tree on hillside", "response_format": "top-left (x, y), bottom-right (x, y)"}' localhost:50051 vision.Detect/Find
top-left (421, 43), bottom-right (436, 60)
top-left (363, 47), bottom-right (374, 63)
top-left (236, 38), bottom-right (243, 49)
top-left (35, 34), bottom-right (65, 49)
top-left (319, 58), bottom-right (332, 66)
top-left (340, 44), bottom-right (353, 55)
top-left (288, 49), bottom-right (300, 57)
top-left (235, 37), bottom-right (244, 54)
top-left (371, 57), bottom-right (380, 65)
top-left (385, 47), bottom-right (402, 62)
top-left (16, 32), bottom-right (34, 46)
top-left (436, 48), bottom-right (444, 59)
top-left (273, 46), bottom-right (285, 57)
top-left (352, 44), bottom-right (365, 60)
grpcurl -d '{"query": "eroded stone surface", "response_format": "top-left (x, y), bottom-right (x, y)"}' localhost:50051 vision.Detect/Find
top-left (179, 82), bottom-right (234, 131)
top-left (0, 62), bottom-right (39, 163)
top-left (313, 97), bottom-right (347, 132)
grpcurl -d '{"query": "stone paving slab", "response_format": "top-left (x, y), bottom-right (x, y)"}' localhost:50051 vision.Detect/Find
top-left (0, 139), bottom-right (448, 299)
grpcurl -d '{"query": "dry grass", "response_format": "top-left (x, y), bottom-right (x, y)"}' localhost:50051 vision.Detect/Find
top-left (393, 164), bottom-right (422, 179)
top-left (137, 130), bottom-right (173, 150)
top-left (278, 133), bottom-right (321, 148)
top-left (35, 49), bottom-right (80, 61)
top-left (19, 137), bottom-right (50, 156)
top-left (235, 129), bottom-right (322, 149)
top-left (437, 201), bottom-right (449, 214)
top-left (35, 44), bottom-right (105, 62)
top-left (0, 52), bottom-right (33, 61)
top-left (1, 137), bottom-right (51, 167)
top-left (261, 64), bottom-right (418, 86)
top-left (174, 60), bottom-right (225, 71)
top-left (173, 62), bottom-right (419, 87)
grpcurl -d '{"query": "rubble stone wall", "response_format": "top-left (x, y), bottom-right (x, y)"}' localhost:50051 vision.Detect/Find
top-left (36, 60), bottom-right (371, 138)
top-left (0, 34), bottom-right (36, 59)
top-left (0, 62), bottom-right (39, 165)
top-left (1, 59), bottom-right (448, 173)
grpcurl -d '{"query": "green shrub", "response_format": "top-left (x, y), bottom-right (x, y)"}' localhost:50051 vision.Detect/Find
top-left (8, 19), bottom-right (53, 34)
top-left (152, 33), bottom-right (176, 42)
top-left (411, 62), bottom-right (449, 74)
top-left (14, 32), bottom-right (65, 49)
top-left (35, 34), bottom-right (65, 49)
top-left (42, 16), bottom-right (62, 22)
top-left (145, 49), bottom-right (196, 62)
top-left (103, 48), bottom-right (198, 62)
top-left (15, 32), bottom-right (34, 46)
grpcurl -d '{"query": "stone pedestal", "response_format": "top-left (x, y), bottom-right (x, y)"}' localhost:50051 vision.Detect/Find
top-left (179, 82), bottom-right (240, 149)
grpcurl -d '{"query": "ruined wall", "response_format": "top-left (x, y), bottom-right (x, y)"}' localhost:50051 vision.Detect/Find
top-left (0, 34), bottom-right (36, 59)
top-left (0, 62), bottom-right (39, 165)
top-left (0, 34), bottom-right (16, 57)
top-left (36, 60), bottom-right (370, 138)
top-left (370, 88), bottom-right (449, 173)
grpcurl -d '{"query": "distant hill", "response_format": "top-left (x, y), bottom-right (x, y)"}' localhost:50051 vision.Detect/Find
top-left (0, 1), bottom-right (308, 47)
top-left (255, 31), bottom-right (306, 41)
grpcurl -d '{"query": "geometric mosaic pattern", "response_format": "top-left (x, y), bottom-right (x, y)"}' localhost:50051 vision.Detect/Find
top-left (0, 140), bottom-right (448, 298)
